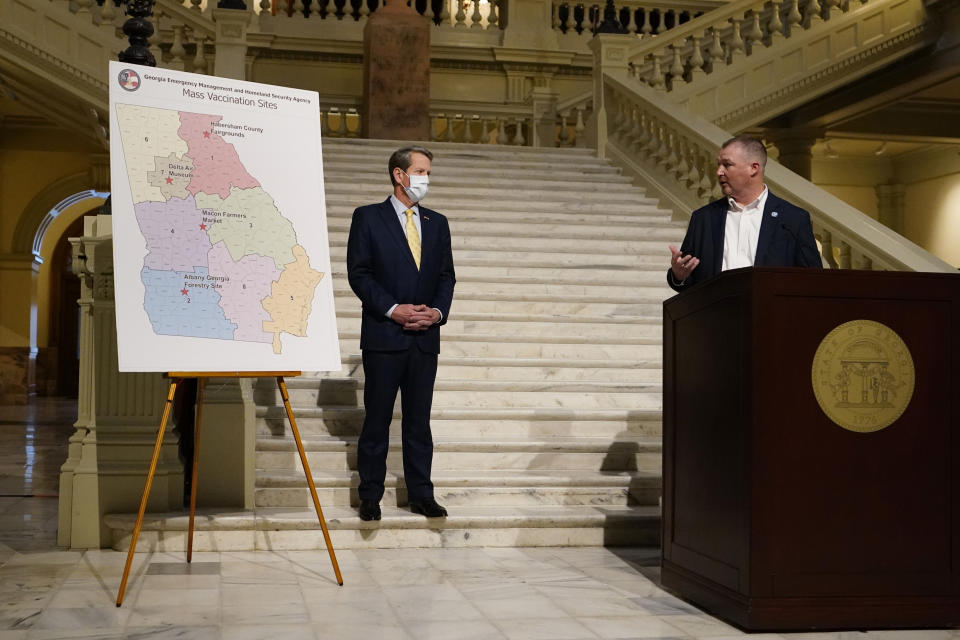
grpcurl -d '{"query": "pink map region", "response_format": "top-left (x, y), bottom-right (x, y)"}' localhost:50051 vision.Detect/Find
top-left (207, 242), bottom-right (280, 344)
top-left (178, 112), bottom-right (260, 199)
top-left (135, 196), bottom-right (213, 272)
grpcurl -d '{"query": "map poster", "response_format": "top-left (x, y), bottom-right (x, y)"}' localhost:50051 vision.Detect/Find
top-left (108, 61), bottom-right (341, 372)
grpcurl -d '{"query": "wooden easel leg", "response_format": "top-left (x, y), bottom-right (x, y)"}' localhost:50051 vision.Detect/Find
top-left (277, 376), bottom-right (343, 586)
top-left (116, 377), bottom-right (182, 607)
top-left (187, 378), bottom-right (205, 563)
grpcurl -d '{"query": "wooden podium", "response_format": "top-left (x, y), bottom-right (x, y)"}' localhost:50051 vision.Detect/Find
top-left (661, 267), bottom-right (960, 630)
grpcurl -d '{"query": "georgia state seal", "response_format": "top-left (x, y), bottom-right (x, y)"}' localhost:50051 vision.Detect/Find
top-left (811, 319), bottom-right (915, 433)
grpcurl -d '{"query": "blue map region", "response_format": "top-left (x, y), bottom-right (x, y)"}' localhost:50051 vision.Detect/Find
top-left (142, 267), bottom-right (238, 340)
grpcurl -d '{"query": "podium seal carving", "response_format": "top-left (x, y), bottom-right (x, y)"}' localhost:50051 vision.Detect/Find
top-left (811, 319), bottom-right (914, 433)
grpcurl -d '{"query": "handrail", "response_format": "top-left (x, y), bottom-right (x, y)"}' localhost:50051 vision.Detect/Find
top-left (602, 68), bottom-right (955, 273)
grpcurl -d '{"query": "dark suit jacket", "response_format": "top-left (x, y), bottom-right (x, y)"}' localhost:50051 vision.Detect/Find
top-left (667, 191), bottom-right (821, 292)
top-left (347, 198), bottom-right (456, 353)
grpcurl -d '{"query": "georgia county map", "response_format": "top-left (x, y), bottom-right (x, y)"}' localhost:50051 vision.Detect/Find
top-left (115, 104), bottom-right (323, 355)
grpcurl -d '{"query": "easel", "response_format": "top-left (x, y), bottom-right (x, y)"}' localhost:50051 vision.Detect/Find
top-left (115, 371), bottom-right (343, 606)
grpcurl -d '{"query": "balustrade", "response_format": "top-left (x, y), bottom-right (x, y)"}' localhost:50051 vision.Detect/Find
top-left (599, 70), bottom-right (953, 274)
top-left (265, 0), bottom-right (501, 28)
top-left (553, 0), bottom-right (720, 37)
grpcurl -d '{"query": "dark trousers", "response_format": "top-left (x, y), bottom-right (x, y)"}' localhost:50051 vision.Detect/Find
top-left (357, 345), bottom-right (438, 503)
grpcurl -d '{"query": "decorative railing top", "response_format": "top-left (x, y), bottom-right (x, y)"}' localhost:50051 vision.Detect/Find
top-left (603, 69), bottom-right (956, 273)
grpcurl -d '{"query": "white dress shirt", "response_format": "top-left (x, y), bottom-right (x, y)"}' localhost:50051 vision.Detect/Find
top-left (385, 195), bottom-right (441, 323)
top-left (721, 186), bottom-right (768, 272)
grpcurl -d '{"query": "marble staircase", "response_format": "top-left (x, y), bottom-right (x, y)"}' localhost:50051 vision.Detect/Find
top-left (109, 138), bottom-right (687, 551)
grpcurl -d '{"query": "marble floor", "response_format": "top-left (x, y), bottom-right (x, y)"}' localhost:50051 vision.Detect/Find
top-left (1, 399), bottom-right (957, 640)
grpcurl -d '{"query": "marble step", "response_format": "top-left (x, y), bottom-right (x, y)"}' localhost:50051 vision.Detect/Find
top-left (327, 264), bottom-right (670, 288)
top-left (332, 283), bottom-right (671, 305)
top-left (322, 164), bottom-right (629, 184)
top-left (254, 469), bottom-right (661, 508)
top-left (323, 197), bottom-right (668, 219)
top-left (303, 354), bottom-right (664, 382)
top-left (334, 317), bottom-right (661, 340)
top-left (322, 136), bottom-right (598, 154)
top-left (328, 246), bottom-right (675, 269)
top-left (262, 378), bottom-right (662, 410)
top-left (325, 217), bottom-right (683, 243)
top-left (256, 406), bottom-right (663, 438)
top-left (104, 504), bottom-right (661, 551)
top-left (323, 193), bottom-right (669, 216)
top-left (325, 207), bottom-right (676, 229)
top-left (333, 338), bottom-right (661, 361)
top-left (255, 436), bottom-right (662, 473)
top-left (328, 231), bottom-right (682, 254)
top-left (333, 295), bottom-right (663, 318)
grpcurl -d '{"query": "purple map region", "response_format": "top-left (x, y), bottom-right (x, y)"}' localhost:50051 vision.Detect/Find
top-left (207, 242), bottom-right (280, 344)
top-left (135, 196), bottom-right (213, 272)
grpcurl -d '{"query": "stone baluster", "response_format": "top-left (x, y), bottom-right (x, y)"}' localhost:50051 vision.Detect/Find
top-left (675, 136), bottom-right (690, 182)
top-left (147, 10), bottom-right (164, 67)
top-left (616, 102), bottom-right (632, 144)
top-left (688, 36), bottom-right (706, 79)
top-left (100, 0), bottom-right (116, 24)
top-left (853, 249), bottom-right (873, 270)
top-left (558, 112), bottom-right (571, 147)
top-left (191, 0), bottom-right (203, 10)
top-left (668, 44), bottom-right (686, 87)
top-left (482, 117), bottom-right (494, 144)
top-left (634, 110), bottom-right (650, 152)
top-left (488, 0), bottom-right (498, 28)
top-left (685, 141), bottom-right (701, 188)
top-left (768, 0), bottom-right (785, 42)
top-left (193, 35), bottom-right (208, 73)
top-left (823, 0), bottom-right (841, 18)
top-left (468, 115), bottom-right (481, 142)
top-left (639, 8), bottom-right (652, 37)
top-left (76, 0), bottom-right (94, 14)
top-left (745, 11), bottom-right (764, 53)
top-left (643, 116), bottom-right (660, 159)
top-left (727, 17), bottom-right (746, 63)
top-left (707, 26), bottom-right (725, 70)
top-left (698, 150), bottom-right (713, 201)
top-left (496, 117), bottom-right (509, 145)
top-left (625, 6), bottom-right (637, 35)
top-left (455, 0), bottom-right (467, 26)
top-left (346, 108), bottom-right (360, 137)
top-left (837, 241), bottom-right (852, 269)
top-left (649, 52), bottom-right (666, 91)
top-left (513, 118), bottom-right (526, 145)
top-left (439, 0), bottom-right (451, 24)
top-left (655, 124), bottom-right (671, 166)
top-left (806, 0), bottom-right (823, 24)
top-left (628, 107), bottom-right (645, 148)
top-left (818, 229), bottom-right (838, 268)
top-left (663, 131), bottom-right (678, 170)
top-left (335, 108), bottom-right (349, 136)
top-left (574, 107), bottom-right (586, 148)
top-left (292, 0), bottom-right (306, 17)
top-left (470, 0), bottom-right (483, 27)
top-left (552, 1), bottom-right (560, 29)
top-left (260, 0), bottom-right (272, 18)
top-left (785, 0), bottom-right (802, 35)
top-left (361, 0), bottom-right (373, 19)
top-left (169, 24), bottom-right (187, 70)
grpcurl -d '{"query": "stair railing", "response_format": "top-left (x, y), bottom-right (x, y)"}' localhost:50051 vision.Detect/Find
top-left (599, 68), bottom-right (955, 273)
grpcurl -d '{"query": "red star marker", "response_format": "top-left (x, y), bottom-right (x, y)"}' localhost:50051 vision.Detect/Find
top-left (181, 288), bottom-right (189, 296)
top-left (199, 223), bottom-right (207, 230)
top-left (165, 177), bottom-right (173, 184)
top-left (203, 131), bottom-right (211, 138)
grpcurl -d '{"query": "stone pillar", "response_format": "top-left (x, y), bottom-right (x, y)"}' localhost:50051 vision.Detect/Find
top-left (58, 215), bottom-right (183, 548)
top-left (501, 0), bottom-right (560, 51)
top-left (766, 128), bottom-right (821, 180)
top-left (587, 34), bottom-right (632, 159)
top-left (876, 183), bottom-right (906, 234)
top-left (0, 253), bottom-right (40, 404)
top-left (362, 1), bottom-right (431, 141)
top-left (530, 70), bottom-right (559, 148)
top-left (212, 7), bottom-right (252, 80)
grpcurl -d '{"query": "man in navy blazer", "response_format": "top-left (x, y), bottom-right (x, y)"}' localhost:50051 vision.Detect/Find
top-left (668, 136), bottom-right (821, 292)
top-left (346, 146), bottom-right (455, 521)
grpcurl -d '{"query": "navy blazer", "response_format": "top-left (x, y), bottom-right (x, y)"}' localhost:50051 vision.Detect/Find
top-left (667, 191), bottom-right (821, 292)
top-left (346, 198), bottom-right (456, 353)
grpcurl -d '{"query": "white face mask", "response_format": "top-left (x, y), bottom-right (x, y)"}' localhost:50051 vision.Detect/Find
top-left (399, 169), bottom-right (429, 203)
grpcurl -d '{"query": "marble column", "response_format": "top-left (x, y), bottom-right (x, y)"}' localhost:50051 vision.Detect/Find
top-left (766, 128), bottom-right (821, 180)
top-left (362, 1), bottom-right (431, 141)
top-left (58, 215), bottom-right (183, 548)
top-left (213, 7), bottom-right (252, 80)
top-left (876, 183), bottom-right (906, 235)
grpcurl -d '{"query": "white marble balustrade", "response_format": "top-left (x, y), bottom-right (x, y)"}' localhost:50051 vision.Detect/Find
top-left (552, 0), bottom-right (721, 38)
top-left (600, 69), bottom-right (956, 274)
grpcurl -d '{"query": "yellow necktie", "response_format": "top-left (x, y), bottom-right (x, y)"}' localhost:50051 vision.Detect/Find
top-left (405, 208), bottom-right (421, 270)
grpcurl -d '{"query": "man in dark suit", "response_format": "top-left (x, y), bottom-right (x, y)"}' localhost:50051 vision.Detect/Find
top-left (668, 135), bottom-right (821, 292)
top-left (346, 146), bottom-right (456, 521)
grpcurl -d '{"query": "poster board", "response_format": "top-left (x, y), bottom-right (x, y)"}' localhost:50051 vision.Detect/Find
top-left (108, 62), bottom-right (340, 372)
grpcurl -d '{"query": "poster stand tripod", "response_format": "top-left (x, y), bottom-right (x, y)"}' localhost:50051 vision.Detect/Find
top-left (115, 371), bottom-right (343, 606)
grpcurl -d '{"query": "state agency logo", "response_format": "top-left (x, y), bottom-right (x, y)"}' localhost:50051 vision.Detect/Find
top-left (811, 320), bottom-right (915, 433)
top-left (118, 69), bottom-right (141, 91)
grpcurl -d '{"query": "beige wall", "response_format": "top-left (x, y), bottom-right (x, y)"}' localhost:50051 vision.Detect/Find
top-left (904, 174), bottom-right (960, 268)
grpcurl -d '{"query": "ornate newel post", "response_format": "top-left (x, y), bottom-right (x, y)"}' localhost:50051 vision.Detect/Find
top-left (588, 6), bottom-right (632, 158)
top-left (58, 217), bottom-right (180, 548)
top-left (213, 0), bottom-right (251, 80)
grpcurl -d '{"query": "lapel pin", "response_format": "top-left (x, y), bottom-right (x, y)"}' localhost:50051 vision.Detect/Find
top-left (771, 211), bottom-right (779, 218)
top-left (423, 215), bottom-right (430, 221)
